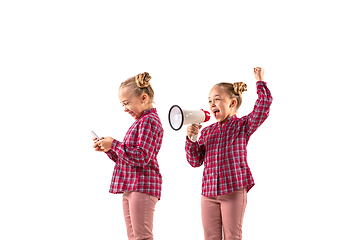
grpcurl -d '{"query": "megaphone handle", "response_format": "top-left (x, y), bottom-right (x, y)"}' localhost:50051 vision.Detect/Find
top-left (190, 123), bottom-right (200, 142)
top-left (190, 134), bottom-right (198, 142)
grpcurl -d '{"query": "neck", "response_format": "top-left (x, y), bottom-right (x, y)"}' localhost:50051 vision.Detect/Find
top-left (145, 103), bottom-right (154, 110)
top-left (221, 112), bottom-right (236, 126)
top-left (141, 104), bottom-right (154, 114)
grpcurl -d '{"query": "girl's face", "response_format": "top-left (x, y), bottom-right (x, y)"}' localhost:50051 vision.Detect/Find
top-left (209, 86), bottom-right (237, 125)
top-left (118, 87), bottom-right (149, 120)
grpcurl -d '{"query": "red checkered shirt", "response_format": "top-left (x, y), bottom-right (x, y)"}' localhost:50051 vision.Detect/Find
top-left (185, 81), bottom-right (272, 197)
top-left (106, 108), bottom-right (163, 200)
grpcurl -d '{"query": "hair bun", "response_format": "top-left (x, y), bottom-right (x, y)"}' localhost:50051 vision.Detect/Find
top-left (135, 72), bottom-right (151, 88)
top-left (233, 82), bottom-right (247, 95)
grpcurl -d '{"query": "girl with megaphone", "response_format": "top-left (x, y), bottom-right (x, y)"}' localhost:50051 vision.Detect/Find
top-left (185, 67), bottom-right (272, 240)
top-left (93, 72), bottom-right (163, 240)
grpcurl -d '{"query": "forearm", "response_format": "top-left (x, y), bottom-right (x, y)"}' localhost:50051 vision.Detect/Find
top-left (255, 81), bottom-right (272, 116)
top-left (111, 139), bottom-right (151, 167)
top-left (185, 137), bottom-right (204, 167)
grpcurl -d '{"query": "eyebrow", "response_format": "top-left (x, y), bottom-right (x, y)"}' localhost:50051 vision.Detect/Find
top-left (208, 95), bottom-right (221, 99)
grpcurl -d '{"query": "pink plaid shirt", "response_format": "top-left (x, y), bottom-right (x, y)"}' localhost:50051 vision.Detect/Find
top-left (185, 81), bottom-right (272, 197)
top-left (106, 108), bottom-right (163, 199)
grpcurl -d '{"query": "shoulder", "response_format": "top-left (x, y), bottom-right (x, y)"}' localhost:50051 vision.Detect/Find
top-left (140, 112), bottom-right (163, 132)
top-left (238, 115), bottom-right (248, 123)
top-left (233, 115), bottom-right (250, 128)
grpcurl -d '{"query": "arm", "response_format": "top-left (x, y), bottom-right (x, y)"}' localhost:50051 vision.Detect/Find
top-left (110, 117), bottom-right (163, 167)
top-left (185, 126), bottom-right (206, 167)
top-left (245, 77), bottom-right (273, 138)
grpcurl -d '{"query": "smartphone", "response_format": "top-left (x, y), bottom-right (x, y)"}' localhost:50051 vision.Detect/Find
top-left (90, 130), bottom-right (100, 140)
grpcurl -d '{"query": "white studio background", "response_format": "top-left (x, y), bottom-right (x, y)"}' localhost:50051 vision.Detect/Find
top-left (1, 1), bottom-right (359, 239)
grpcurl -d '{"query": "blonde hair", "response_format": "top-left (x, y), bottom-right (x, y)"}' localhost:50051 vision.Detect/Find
top-left (119, 72), bottom-right (154, 102)
top-left (214, 82), bottom-right (247, 110)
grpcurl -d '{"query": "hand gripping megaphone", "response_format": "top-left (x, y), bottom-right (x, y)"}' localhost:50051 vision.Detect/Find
top-left (168, 105), bottom-right (211, 141)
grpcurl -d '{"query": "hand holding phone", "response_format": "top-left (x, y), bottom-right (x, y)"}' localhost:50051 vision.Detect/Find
top-left (91, 130), bottom-right (100, 140)
top-left (91, 130), bottom-right (103, 152)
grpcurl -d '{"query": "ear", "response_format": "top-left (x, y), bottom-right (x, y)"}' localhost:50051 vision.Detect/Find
top-left (141, 94), bottom-right (148, 103)
top-left (230, 99), bottom-right (237, 108)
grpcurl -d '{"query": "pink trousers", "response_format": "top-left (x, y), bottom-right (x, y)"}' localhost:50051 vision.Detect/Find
top-left (201, 188), bottom-right (247, 240)
top-left (122, 191), bottom-right (158, 240)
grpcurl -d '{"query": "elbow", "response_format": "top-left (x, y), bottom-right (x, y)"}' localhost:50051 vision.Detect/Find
top-left (187, 159), bottom-right (203, 168)
top-left (262, 95), bottom-right (273, 105)
top-left (190, 163), bottom-right (202, 168)
top-left (186, 151), bottom-right (204, 167)
top-left (268, 96), bottom-right (273, 105)
top-left (259, 97), bottom-right (272, 112)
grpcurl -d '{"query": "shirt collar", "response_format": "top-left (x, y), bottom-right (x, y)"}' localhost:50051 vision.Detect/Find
top-left (140, 108), bottom-right (157, 118)
top-left (218, 114), bottom-right (237, 128)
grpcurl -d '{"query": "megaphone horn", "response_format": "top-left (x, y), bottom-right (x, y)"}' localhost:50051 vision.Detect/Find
top-left (168, 105), bottom-right (211, 131)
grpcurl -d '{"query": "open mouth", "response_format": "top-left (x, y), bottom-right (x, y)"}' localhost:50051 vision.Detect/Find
top-left (212, 109), bottom-right (220, 118)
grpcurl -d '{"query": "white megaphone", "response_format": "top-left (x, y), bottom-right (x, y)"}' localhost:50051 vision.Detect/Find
top-left (168, 105), bottom-right (211, 142)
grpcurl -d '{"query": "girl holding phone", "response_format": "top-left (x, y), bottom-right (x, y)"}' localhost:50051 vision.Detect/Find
top-left (93, 72), bottom-right (163, 240)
